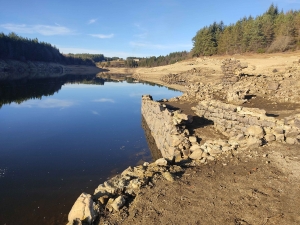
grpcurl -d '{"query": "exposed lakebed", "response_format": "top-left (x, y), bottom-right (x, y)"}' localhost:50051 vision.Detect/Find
top-left (0, 75), bottom-right (181, 224)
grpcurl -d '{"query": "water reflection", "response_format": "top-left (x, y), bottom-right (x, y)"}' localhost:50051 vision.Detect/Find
top-left (141, 115), bottom-right (163, 160)
top-left (0, 74), bottom-right (181, 225)
top-left (0, 75), bottom-right (103, 108)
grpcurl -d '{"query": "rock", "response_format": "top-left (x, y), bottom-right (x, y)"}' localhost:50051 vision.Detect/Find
top-left (162, 172), bottom-right (175, 182)
top-left (247, 125), bottom-right (264, 139)
top-left (275, 133), bottom-right (285, 142)
top-left (111, 196), bottom-right (126, 211)
top-left (98, 195), bottom-right (109, 205)
top-left (106, 198), bottom-right (115, 212)
top-left (68, 193), bottom-right (97, 225)
top-left (286, 137), bottom-right (296, 145)
top-left (189, 136), bottom-right (197, 143)
top-left (247, 137), bottom-right (262, 149)
top-left (268, 82), bottom-right (279, 90)
top-left (66, 218), bottom-right (83, 225)
top-left (189, 149), bottom-right (203, 160)
top-left (207, 155), bottom-right (215, 161)
top-left (190, 144), bottom-right (201, 152)
top-left (155, 158), bottom-right (168, 166)
top-left (265, 134), bottom-right (276, 142)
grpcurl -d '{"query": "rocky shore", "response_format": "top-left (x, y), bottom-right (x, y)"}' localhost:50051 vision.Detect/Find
top-left (66, 53), bottom-right (300, 225)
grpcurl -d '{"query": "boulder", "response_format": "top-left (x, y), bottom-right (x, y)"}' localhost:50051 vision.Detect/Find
top-left (189, 149), bottom-right (203, 160)
top-left (247, 137), bottom-right (262, 149)
top-left (155, 158), bottom-right (168, 166)
top-left (68, 193), bottom-right (97, 225)
top-left (111, 196), bottom-right (126, 211)
top-left (247, 125), bottom-right (264, 139)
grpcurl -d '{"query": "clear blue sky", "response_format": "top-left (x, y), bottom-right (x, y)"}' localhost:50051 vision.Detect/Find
top-left (0, 0), bottom-right (299, 58)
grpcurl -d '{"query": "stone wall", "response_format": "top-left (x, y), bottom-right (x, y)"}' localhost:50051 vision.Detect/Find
top-left (141, 95), bottom-right (193, 160)
top-left (193, 99), bottom-right (300, 147)
top-left (221, 58), bottom-right (248, 84)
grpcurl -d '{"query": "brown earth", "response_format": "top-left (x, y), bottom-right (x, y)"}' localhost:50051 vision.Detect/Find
top-left (95, 52), bottom-right (300, 225)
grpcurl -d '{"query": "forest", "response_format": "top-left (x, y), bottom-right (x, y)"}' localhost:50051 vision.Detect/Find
top-left (0, 32), bottom-right (106, 66)
top-left (125, 51), bottom-right (190, 68)
top-left (192, 4), bottom-right (300, 56)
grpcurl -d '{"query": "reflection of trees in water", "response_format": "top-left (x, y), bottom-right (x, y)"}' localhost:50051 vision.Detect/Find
top-left (141, 115), bottom-right (162, 161)
top-left (0, 74), bottom-right (105, 108)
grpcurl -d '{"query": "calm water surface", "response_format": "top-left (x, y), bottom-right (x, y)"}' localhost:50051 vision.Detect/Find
top-left (0, 76), bottom-right (181, 224)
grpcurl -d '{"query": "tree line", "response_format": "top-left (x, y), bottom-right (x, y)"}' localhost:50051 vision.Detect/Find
top-left (0, 32), bottom-right (109, 66)
top-left (124, 51), bottom-right (190, 68)
top-left (192, 4), bottom-right (300, 56)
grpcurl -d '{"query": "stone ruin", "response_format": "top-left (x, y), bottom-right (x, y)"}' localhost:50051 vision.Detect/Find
top-left (221, 58), bottom-right (248, 84)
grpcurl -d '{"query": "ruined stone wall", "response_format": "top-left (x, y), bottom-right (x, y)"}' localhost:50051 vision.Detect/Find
top-left (221, 58), bottom-right (248, 84)
top-left (193, 100), bottom-right (300, 146)
top-left (141, 95), bottom-right (193, 160)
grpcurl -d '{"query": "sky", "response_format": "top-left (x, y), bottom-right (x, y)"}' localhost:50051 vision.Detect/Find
top-left (0, 0), bottom-right (300, 58)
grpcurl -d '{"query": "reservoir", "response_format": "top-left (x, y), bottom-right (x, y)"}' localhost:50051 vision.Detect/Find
top-left (0, 75), bottom-right (181, 224)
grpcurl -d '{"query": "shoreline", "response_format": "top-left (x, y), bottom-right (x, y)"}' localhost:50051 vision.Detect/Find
top-left (0, 59), bottom-right (107, 81)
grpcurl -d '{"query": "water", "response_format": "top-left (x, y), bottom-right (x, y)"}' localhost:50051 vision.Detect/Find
top-left (0, 75), bottom-right (181, 224)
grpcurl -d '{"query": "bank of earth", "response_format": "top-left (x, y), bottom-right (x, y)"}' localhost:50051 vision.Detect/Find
top-left (67, 52), bottom-right (300, 225)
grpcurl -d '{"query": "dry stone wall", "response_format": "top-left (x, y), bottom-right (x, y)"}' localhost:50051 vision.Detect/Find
top-left (141, 95), bottom-right (193, 160)
top-left (221, 58), bottom-right (248, 84)
top-left (193, 99), bottom-right (300, 147)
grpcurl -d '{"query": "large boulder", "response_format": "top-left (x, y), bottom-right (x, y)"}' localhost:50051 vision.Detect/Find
top-left (68, 193), bottom-right (97, 225)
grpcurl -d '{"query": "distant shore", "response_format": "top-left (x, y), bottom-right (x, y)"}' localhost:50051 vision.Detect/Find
top-left (0, 59), bottom-right (107, 81)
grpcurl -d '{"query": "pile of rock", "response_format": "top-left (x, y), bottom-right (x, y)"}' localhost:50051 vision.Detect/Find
top-left (179, 82), bottom-right (222, 102)
top-left (221, 58), bottom-right (248, 84)
top-left (192, 99), bottom-right (300, 147)
top-left (67, 158), bottom-right (184, 225)
top-left (226, 85), bottom-right (250, 104)
top-left (189, 139), bottom-right (239, 162)
top-left (160, 73), bottom-right (186, 85)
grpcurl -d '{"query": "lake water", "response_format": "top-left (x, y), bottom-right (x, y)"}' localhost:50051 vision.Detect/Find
top-left (0, 75), bottom-right (181, 225)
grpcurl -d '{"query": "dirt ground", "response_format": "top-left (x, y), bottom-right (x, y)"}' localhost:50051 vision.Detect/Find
top-left (99, 142), bottom-right (300, 225)
top-left (96, 52), bottom-right (300, 225)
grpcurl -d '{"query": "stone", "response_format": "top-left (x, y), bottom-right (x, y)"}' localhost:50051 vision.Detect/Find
top-left (68, 193), bottom-right (97, 225)
top-left (189, 136), bottom-right (197, 143)
top-left (155, 158), bottom-right (168, 166)
top-left (106, 198), bottom-right (115, 212)
top-left (190, 144), bottom-right (201, 152)
top-left (286, 137), bottom-right (296, 145)
top-left (247, 137), bottom-right (262, 149)
top-left (111, 196), bottom-right (126, 211)
top-left (162, 171), bottom-right (175, 182)
top-left (207, 155), bottom-right (215, 161)
top-left (208, 147), bottom-right (222, 156)
top-left (275, 133), bottom-right (285, 142)
top-left (247, 125), bottom-right (264, 139)
top-left (268, 82), bottom-right (279, 90)
top-left (285, 129), bottom-right (299, 138)
top-left (189, 149), bottom-right (203, 160)
top-left (98, 195), bottom-right (109, 205)
top-left (265, 134), bottom-right (276, 142)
